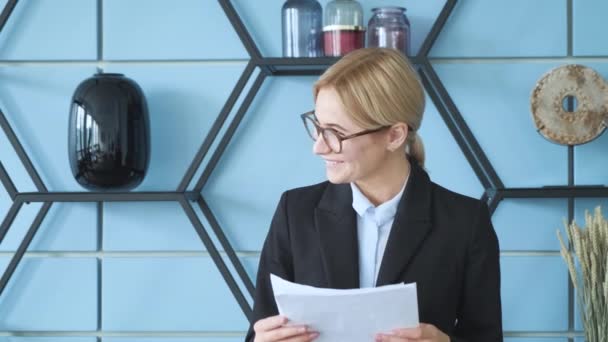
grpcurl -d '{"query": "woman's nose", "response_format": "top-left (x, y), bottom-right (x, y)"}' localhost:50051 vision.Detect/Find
top-left (313, 134), bottom-right (331, 155)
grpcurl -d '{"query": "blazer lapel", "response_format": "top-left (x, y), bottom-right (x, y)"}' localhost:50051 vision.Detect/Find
top-left (314, 183), bottom-right (359, 289)
top-left (376, 162), bottom-right (433, 286)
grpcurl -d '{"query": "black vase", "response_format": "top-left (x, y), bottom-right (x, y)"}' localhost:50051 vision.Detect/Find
top-left (68, 73), bottom-right (150, 190)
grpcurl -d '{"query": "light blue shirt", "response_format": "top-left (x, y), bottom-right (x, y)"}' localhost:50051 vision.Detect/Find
top-left (351, 178), bottom-right (408, 288)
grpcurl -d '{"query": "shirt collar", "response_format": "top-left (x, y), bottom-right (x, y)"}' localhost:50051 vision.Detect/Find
top-left (351, 182), bottom-right (374, 217)
top-left (350, 173), bottom-right (408, 226)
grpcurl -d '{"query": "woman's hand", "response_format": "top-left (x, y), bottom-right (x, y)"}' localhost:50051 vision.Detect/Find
top-left (253, 315), bottom-right (319, 342)
top-left (375, 323), bottom-right (450, 342)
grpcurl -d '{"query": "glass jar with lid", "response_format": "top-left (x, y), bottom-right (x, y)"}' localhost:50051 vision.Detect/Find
top-left (367, 7), bottom-right (411, 55)
top-left (282, 0), bottom-right (323, 57)
top-left (323, 0), bottom-right (365, 57)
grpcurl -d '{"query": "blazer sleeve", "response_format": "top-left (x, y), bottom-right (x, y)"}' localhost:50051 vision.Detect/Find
top-left (450, 202), bottom-right (503, 342)
top-left (245, 191), bottom-right (294, 342)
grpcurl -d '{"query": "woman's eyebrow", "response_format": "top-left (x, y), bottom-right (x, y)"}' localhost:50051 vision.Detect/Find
top-left (326, 123), bottom-right (347, 131)
top-left (317, 119), bottom-right (348, 132)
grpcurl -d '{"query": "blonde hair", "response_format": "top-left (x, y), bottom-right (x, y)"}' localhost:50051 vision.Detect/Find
top-left (313, 48), bottom-right (426, 167)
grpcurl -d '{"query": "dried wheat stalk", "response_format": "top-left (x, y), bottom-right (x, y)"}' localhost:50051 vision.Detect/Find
top-left (557, 206), bottom-right (608, 342)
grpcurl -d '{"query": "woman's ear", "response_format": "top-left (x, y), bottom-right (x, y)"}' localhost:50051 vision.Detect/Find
top-left (386, 123), bottom-right (409, 152)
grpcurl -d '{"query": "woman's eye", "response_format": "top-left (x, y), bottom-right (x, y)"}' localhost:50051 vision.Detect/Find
top-left (331, 130), bottom-right (345, 138)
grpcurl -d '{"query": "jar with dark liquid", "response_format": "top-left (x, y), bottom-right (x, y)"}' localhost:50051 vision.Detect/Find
top-left (323, 0), bottom-right (365, 57)
top-left (367, 7), bottom-right (411, 56)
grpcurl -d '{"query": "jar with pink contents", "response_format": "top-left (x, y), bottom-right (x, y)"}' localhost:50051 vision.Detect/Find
top-left (322, 0), bottom-right (365, 57)
top-left (367, 7), bottom-right (411, 56)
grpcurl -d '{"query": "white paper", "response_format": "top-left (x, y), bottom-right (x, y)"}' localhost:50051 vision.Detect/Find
top-left (270, 274), bottom-right (419, 342)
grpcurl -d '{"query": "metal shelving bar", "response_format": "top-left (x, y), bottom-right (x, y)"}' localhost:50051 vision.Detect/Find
top-left (262, 56), bottom-right (425, 76)
top-left (0, 199), bottom-right (23, 244)
top-left (0, 109), bottom-right (47, 192)
top-left (0, 161), bottom-right (17, 200)
top-left (0, 0), bottom-right (18, 34)
top-left (500, 186), bottom-right (608, 198)
top-left (218, 0), bottom-right (263, 64)
top-left (418, 0), bottom-right (457, 58)
top-left (419, 63), bottom-right (503, 190)
top-left (0, 202), bottom-right (52, 298)
top-left (178, 60), bottom-right (257, 192)
top-left (15, 191), bottom-right (200, 203)
top-left (197, 197), bottom-right (255, 296)
top-left (487, 191), bottom-right (502, 216)
top-left (195, 71), bottom-right (267, 192)
top-left (179, 197), bottom-right (252, 321)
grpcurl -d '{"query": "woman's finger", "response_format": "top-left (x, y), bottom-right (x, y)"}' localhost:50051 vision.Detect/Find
top-left (385, 323), bottom-right (447, 342)
top-left (264, 325), bottom-right (314, 341)
top-left (278, 331), bottom-right (320, 342)
top-left (375, 333), bottom-right (409, 342)
top-left (390, 325), bottom-right (423, 339)
top-left (254, 315), bottom-right (288, 333)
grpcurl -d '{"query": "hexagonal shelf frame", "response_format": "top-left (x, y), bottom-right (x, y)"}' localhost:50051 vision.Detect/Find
top-left (1, 0), bottom-right (607, 333)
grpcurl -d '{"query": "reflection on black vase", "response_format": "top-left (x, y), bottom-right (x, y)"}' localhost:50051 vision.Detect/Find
top-left (68, 73), bottom-right (150, 190)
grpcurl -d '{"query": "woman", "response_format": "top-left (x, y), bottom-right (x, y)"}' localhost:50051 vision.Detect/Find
top-left (245, 48), bottom-right (502, 342)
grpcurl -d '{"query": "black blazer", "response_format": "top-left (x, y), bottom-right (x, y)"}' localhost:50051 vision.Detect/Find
top-left (245, 162), bottom-right (503, 342)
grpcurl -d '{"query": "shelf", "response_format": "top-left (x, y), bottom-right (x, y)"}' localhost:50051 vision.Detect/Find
top-left (499, 186), bottom-right (608, 199)
top-left (14, 191), bottom-right (202, 203)
top-left (259, 56), bottom-right (424, 76)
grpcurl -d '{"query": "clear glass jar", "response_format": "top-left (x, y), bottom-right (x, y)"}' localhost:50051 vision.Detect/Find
top-left (367, 7), bottom-right (411, 56)
top-left (282, 0), bottom-right (323, 57)
top-left (323, 0), bottom-right (365, 57)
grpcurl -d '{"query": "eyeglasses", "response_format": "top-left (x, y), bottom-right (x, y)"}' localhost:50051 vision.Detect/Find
top-left (300, 111), bottom-right (389, 153)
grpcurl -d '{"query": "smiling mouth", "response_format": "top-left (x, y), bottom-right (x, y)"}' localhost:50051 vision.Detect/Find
top-left (324, 160), bottom-right (343, 165)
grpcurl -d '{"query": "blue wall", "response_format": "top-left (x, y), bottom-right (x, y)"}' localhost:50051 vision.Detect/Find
top-left (0, 0), bottom-right (605, 341)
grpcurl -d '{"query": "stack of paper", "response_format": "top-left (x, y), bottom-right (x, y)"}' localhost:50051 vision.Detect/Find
top-left (270, 274), bottom-right (419, 342)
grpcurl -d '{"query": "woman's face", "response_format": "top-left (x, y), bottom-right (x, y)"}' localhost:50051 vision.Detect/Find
top-left (313, 87), bottom-right (390, 184)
